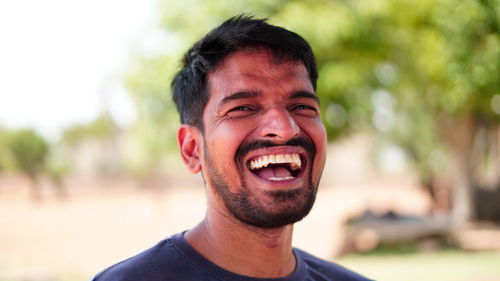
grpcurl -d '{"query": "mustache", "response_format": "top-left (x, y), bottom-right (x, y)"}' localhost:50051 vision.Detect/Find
top-left (235, 136), bottom-right (316, 165)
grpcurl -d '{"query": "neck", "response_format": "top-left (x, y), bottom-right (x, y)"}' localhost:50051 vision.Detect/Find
top-left (185, 205), bottom-right (296, 278)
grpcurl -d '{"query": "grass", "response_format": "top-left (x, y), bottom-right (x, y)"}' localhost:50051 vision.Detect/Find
top-left (338, 248), bottom-right (500, 281)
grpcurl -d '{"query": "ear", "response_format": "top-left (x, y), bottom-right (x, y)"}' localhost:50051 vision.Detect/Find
top-left (177, 125), bottom-right (202, 174)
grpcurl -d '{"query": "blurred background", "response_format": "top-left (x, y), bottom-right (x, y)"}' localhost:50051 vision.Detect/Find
top-left (0, 0), bottom-right (499, 280)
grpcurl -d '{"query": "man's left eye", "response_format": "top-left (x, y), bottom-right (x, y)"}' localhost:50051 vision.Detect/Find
top-left (292, 104), bottom-right (316, 111)
top-left (294, 105), bottom-right (312, 110)
top-left (231, 106), bottom-right (252, 111)
top-left (291, 104), bottom-right (318, 117)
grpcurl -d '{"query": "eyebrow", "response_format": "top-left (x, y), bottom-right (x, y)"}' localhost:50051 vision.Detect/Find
top-left (290, 91), bottom-right (320, 105)
top-left (219, 90), bottom-right (261, 107)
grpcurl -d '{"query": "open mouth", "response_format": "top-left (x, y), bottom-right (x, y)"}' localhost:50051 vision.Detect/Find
top-left (247, 153), bottom-right (303, 182)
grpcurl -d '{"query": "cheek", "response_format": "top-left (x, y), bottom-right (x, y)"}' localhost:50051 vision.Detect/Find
top-left (205, 124), bottom-right (248, 172)
top-left (300, 117), bottom-right (327, 145)
top-left (304, 120), bottom-right (327, 171)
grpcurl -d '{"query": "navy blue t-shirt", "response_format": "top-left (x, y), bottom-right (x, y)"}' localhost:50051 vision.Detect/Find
top-left (92, 232), bottom-right (372, 281)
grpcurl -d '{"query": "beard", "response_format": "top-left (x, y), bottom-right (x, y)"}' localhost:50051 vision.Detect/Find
top-left (203, 136), bottom-right (319, 229)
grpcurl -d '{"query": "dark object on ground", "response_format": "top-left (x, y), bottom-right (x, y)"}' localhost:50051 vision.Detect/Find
top-left (474, 188), bottom-right (500, 222)
top-left (342, 210), bottom-right (450, 254)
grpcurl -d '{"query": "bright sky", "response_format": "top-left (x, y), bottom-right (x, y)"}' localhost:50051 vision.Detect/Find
top-left (0, 0), bottom-right (156, 140)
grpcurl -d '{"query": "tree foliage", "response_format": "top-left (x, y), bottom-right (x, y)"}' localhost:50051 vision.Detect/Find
top-left (5, 129), bottom-right (49, 178)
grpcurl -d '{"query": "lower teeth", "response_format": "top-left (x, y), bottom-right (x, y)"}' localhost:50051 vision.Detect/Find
top-left (268, 176), bottom-right (295, 181)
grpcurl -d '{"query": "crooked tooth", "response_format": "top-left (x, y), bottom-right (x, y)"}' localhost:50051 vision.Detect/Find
top-left (291, 154), bottom-right (301, 170)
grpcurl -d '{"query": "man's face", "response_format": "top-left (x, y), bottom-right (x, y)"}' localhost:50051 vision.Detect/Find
top-left (200, 49), bottom-right (327, 228)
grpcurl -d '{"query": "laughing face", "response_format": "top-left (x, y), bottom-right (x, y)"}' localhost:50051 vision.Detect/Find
top-left (190, 49), bottom-right (327, 228)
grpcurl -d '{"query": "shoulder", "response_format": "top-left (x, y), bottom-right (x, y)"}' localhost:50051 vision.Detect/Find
top-left (91, 236), bottom-right (193, 281)
top-left (294, 248), bottom-right (374, 281)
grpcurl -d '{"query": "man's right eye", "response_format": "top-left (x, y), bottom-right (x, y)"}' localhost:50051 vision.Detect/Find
top-left (226, 105), bottom-right (256, 118)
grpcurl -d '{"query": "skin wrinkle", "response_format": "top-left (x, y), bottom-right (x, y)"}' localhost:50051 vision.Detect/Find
top-left (212, 89), bottom-right (261, 121)
top-left (207, 53), bottom-right (313, 125)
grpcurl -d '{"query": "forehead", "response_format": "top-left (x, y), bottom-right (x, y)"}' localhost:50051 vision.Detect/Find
top-left (206, 50), bottom-right (313, 101)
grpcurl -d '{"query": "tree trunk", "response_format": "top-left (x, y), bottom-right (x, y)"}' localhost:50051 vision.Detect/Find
top-left (437, 115), bottom-right (477, 225)
top-left (448, 157), bottom-right (474, 225)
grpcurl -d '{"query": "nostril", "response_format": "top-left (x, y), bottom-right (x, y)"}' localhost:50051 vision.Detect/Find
top-left (259, 108), bottom-right (300, 140)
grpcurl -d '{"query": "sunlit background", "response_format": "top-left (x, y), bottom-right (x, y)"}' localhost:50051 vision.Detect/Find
top-left (1, 1), bottom-right (499, 281)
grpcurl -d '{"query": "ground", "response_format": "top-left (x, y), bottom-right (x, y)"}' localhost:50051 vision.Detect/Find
top-left (0, 152), bottom-right (498, 281)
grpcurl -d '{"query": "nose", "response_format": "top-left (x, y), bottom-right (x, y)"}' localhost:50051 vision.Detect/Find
top-left (259, 107), bottom-right (300, 142)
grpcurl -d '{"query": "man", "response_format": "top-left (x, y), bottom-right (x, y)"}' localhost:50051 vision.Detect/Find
top-left (92, 15), bottom-right (372, 281)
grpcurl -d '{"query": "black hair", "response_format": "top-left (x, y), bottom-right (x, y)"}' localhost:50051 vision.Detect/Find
top-left (171, 15), bottom-right (318, 130)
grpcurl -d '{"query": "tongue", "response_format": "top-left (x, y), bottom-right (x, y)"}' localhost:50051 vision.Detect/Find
top-left (255, 166), bottom-right (292, 179)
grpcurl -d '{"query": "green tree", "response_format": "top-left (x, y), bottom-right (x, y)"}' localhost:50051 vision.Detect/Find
top-left (6, 129), bottom-right (49, 199)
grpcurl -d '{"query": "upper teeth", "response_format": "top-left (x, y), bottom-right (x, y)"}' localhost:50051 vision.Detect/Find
top-left (249, 154), bottom-right (301, 170)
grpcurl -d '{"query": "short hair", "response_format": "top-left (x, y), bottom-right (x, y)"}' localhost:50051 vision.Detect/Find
top-left (171, 15), bottom-right (318, 130)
